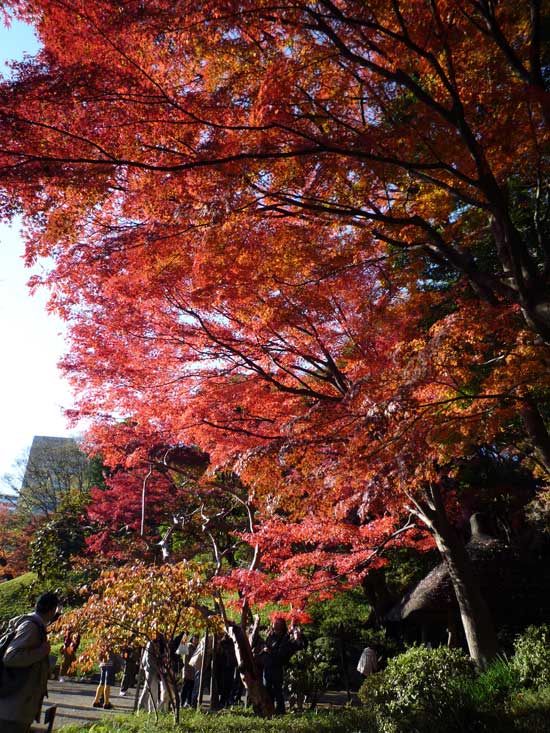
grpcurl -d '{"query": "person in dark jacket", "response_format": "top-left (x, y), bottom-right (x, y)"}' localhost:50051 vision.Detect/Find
top-left (260, 618), bottom-right (305, 715)
top-left (59, 627), bottom-right (80, 681)
top-left (216, 633), bottom-right (238, 708)
top-left (177, 634), bottom-right (198, 708)
top-left (0, 591), bottom-right (59, 733)
top-left (119, 641), bottom-right (139, 696)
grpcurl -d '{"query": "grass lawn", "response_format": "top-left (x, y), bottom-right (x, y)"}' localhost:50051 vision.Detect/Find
top-left (0, 572), bottom-right (36, 625)
top-left (58, 708), bottom-right (375, 733)
top-left (55, 689), bottom-right (550, 733)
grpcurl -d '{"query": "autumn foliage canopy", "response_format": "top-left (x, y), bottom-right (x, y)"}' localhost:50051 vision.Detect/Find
top-left (0, 0), bottom-right (548, 617)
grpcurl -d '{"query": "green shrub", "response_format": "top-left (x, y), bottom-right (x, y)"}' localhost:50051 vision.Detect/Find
top-left (359, 645), bottom-right (475, 733)
top-left (286, 637), bottom-right (339, 710)
top-left (512, 624), bottom-right (550, 689)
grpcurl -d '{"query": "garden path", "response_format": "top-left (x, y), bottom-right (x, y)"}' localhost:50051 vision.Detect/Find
top-left (43, 679), bottom-right (136, 729)
top-left (43, 679), bottom-right (353, 729)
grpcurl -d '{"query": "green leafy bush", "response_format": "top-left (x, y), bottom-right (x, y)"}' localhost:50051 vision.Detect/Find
top-left (358, 645), bottom-right (475, 733)
top-left (511, 624), bottom-right (550, 689)
top-left (286, 637), bottom-right (339, 710)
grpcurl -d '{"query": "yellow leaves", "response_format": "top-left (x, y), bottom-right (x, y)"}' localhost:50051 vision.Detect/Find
top-left (411, 185), bottom-right (454, 221)
top-left (61, 560), bottom-right (222, 673)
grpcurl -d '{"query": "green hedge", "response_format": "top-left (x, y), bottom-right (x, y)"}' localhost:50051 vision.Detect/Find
top-left (358, 645), bottom-right (475, 733)
top-left (357, 640), bottom-right (550, 733)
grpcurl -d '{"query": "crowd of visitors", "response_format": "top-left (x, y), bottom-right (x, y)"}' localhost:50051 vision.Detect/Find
top-left (132, 618), bottom-right (306, 715)
top-left (0, 592), bottom-right (315, 728)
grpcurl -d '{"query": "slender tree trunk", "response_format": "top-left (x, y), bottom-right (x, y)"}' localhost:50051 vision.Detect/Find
top-left (209, 634), bottom-right (219, 711)
top-left (197, 628), bottom-right (209, 710)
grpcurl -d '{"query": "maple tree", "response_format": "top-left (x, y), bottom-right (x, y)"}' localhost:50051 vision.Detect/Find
top-left (82, 425), bottom-right (255, 569)
top-left (59, 561), bottom-right (222, 720)
top-left (85, 465), bottom-right (193, 562)
top-left (0, 0), bottom-right (548, 670)
top-left (0, 505), bottom-right (32, 578)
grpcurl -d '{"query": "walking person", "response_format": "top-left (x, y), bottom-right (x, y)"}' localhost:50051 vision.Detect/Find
top-left (216, 633), bottom-right (238, 708)
top-left (177, 634), bottom-right (198, 708)
top-left (0, 590), bottom-right (60, 733)
top-left (119, 641), bottom-right (138, 696)
top-left (189, 634), bottom-right (211, 708)
top-left (357, 646), bottom-right (378, 678)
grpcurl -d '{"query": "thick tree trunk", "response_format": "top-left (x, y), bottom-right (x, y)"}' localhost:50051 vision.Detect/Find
top-left (432, 521), bottom-right (498, 669)
top-left (520, 398), bottom-right (550, 474)
top-left (413, 485), bottom-right (499, 669)
top-left (227, 623), bottom-right (274, 717)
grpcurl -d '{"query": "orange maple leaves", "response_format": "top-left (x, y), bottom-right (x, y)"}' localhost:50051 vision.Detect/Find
top-left (0, 0), bottom-right (548, 605)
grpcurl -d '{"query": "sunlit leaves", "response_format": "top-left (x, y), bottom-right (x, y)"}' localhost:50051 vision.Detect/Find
top-left (58, 561), bottom-right (222, 670)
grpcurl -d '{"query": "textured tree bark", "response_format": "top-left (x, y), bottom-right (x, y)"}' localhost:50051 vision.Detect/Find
top-left (227, 623), bottom-right (274, 717)
top-left (520, 398), bottom-right (550, 475)
top-left (429, 488), bottom-right (498, 669)
top-left (411, 485), bottom-right (499, 669)
top-left (432, 521), bottom-right (498, 668)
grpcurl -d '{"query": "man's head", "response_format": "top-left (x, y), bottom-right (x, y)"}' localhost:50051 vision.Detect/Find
top-left (273, 617), bottom-right (287, 636)
top-left (35, 591), bottom-right (60, 624)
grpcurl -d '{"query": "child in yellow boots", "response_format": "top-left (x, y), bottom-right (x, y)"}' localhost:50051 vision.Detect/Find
top-left (93, 648), bottom-right (116, 710)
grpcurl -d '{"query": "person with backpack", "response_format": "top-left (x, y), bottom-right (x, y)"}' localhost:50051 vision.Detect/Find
top-left (0, 591), bottom-right (60, 733)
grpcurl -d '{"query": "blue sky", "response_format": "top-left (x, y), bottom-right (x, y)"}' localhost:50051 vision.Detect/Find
top-left (0, 18), bottom-right (76, 479)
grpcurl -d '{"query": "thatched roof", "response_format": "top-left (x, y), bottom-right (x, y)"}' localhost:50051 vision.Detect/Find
top-left (386, 536), bottom-right (502, 622)
top-left (387, 511), bottom-right (550, 628)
